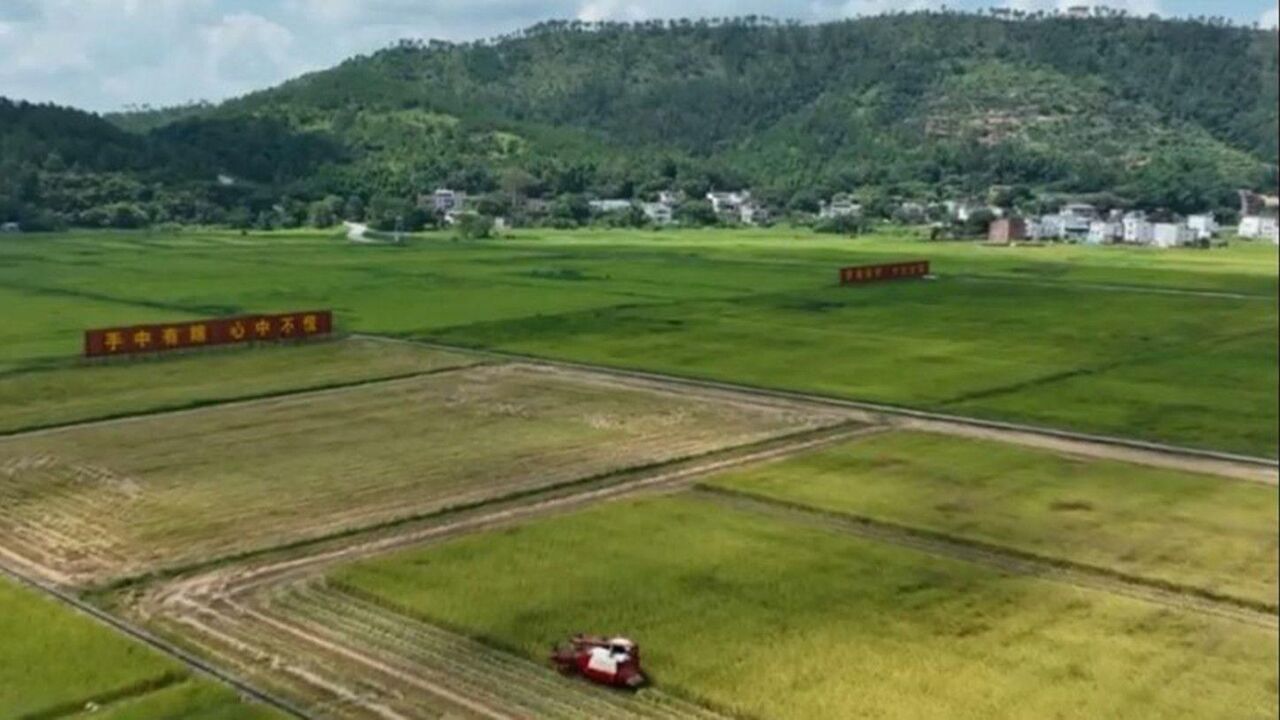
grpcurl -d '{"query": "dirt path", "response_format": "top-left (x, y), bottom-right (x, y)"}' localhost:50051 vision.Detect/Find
top-left (694, 486), bottom-right (1279, 630)
top-left (893, 416), bottom-right (1276, 484)
top-left (127, 428), bottom-right (880, 720)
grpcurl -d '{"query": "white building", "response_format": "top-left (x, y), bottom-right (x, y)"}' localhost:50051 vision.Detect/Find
top-left (1152, 223), bottom-right (1193, 248)
top-left (588, 199), bottom-right (633, 214)
top-left (1123, 213), bottom-right (1154, 244)
top-left (1087, 220), bottom-right (1120, 245)
top-left (1036, 213), bottom-right (1089, 241)
top-left (1186, 214), bottom-right (1218, 241)
top-left (641, 202), bottom-right (673, 225)
top-left (0, 222), bottom-right (20, 233)
top-left (432, 188), bottom-right (466, 213)
top-left (706, 191), bottom-right (751, 216)
top-left (820, 194), bottom-right (862, 219)
top-left (744, 203), bottom-right (771, 225)
top-left (1239, 215), bottom-right (1280, 243)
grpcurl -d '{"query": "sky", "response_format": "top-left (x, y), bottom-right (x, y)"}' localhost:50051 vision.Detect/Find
top-left (1, 0), bottom-right (1276, 112)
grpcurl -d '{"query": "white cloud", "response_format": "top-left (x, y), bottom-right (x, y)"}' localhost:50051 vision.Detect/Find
top-left (1262, 6), bottom-right (1278, 28)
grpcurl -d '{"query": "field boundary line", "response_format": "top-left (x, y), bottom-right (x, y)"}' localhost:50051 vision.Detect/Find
top-left (947, 273), bottom-right (1276, 300)
top-left (79, 421), bottom-right (870, 594)
top-left (0, 562), bottom-right (313, 719)
top-left (355, 334), bottom-right (1280, 475)
top-left (0, 361), bottom-right (491, 440)
top-left (16, 671), bottom-right (187, 720)
top-left (693, 485), bottom-right (1280, 629)
top-left (140, 422), bottom-right (880, 602)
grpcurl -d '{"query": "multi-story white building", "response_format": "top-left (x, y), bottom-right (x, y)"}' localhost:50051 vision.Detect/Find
top-left (1239, 216), bottom-right (1280, 243)
top-left (1186, 214), bottom-right (1218, 241)
top-left (641, 202), bottom-right (673, 225)
top-left (1152, 223), bottom-right (1193, 248)
top-left (431, 188), bottom-right (466, 213)
top-left (1087, 220), bottom-right (1121, 244)
top-left (1123, 213), bottom-right (1154, 244)
top-left (819, 193), bottom-right (862, 219)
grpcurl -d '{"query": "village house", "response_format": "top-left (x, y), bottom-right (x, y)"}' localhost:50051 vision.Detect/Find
top-left (588, 199), bottom-right (633, 214)
top-left (738, 201), bottom-right (768, 226)
top-left (430, 188), bottom-right (466, 214)
top-left (1239, 216), bottom-right (1280, 243)
top-left (987, 217), bottom-right (1027, 244)
top-left (1, 222), bottom-right (20, 233)
top-left (641, 202), bottom-right (673, 225)
top-left (896, 201), bottom-right (927, 224)
top-left (1237, 190), bottom-right (1279, 243)
top-left (819, 193), bottom-right (862, 219)
top-left (1123, 212), bottom-right (1155, 245)
top-left (1152, 222), bottom-right (1194, 248)
top-left (1186, 214), bottom-right (1218, 241)
top-left (1087, 220), bottom-right (1121, 245)
top-left (706, 191), bottom-right (750, 216)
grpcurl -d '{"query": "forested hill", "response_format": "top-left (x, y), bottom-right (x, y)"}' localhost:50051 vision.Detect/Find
top-left (3, 12), bottom-right (1278, 230)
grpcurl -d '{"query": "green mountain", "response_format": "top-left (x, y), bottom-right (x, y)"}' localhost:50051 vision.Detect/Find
top-left (3, 13), bottom-right (1277, 229)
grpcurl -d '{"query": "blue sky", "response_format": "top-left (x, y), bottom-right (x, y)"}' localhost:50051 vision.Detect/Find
top-left (1, 0), bottom-right (1275, 112)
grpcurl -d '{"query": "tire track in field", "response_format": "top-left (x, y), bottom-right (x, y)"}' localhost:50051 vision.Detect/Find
top-left (129, 426), bottom-right (877, 720)
top-left (693, 486), bottom-right (1279, 630)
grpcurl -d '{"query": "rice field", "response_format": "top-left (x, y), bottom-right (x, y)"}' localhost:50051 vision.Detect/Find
top-left (0, 575), bottom-right (280, 719)
top-left (1, 228), bottom-right (1274, 455)
top-left (329, 493), bottom-right (1279, 720)
top-left (705, 431), bottom-right (1280, 608)
top-left (0, 363), bottom-right (836, 585)
top-left (0, 336), bottom-right (479, 435)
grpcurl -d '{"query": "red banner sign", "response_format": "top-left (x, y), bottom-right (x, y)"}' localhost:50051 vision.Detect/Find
top-left (84, 310), bottom-right (333, 358)
top-left (839, 261), bottom-right (930, 285)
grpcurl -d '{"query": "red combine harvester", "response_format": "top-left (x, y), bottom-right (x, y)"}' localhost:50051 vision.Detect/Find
top-left (551, 634), bottom-right (646, 689)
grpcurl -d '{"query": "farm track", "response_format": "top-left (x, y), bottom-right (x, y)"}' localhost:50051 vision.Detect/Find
top-left (357, 334), bottom-right (1278, 483)
top-left (123, 424), bottom-right (879, 719)
top-left (693, 485), bottom-right (1280, 630)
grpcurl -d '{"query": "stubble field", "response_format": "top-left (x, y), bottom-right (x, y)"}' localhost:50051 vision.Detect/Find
top-left (0, 360), bottom-right (835, 586)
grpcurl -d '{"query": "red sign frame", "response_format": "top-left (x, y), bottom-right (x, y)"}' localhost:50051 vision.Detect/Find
top-left (84, 310), bottom-right (333, 358)
top-left (838, 261), bottom-right (930, 285)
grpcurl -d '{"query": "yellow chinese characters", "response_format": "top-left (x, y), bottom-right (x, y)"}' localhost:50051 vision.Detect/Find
top-left (254, 318), bottom-right (272, 338)
top-left (104, 331), bottom-right (125, 352)
top-left (302, 314), bottom-right (318, 333)
top-left (189, 324), bottom-right (207, 344)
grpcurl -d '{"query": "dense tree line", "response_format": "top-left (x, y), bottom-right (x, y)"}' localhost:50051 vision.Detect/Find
top-left (2, 12), bottom-right (1276, 230)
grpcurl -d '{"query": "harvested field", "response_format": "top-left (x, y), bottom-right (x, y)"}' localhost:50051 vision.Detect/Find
top-left (0, 336), bottom-right (480, 435)
top-left (0, 363), bottom-right (840, 585)
top-left (705, 431), bottom-right (1280, 608)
